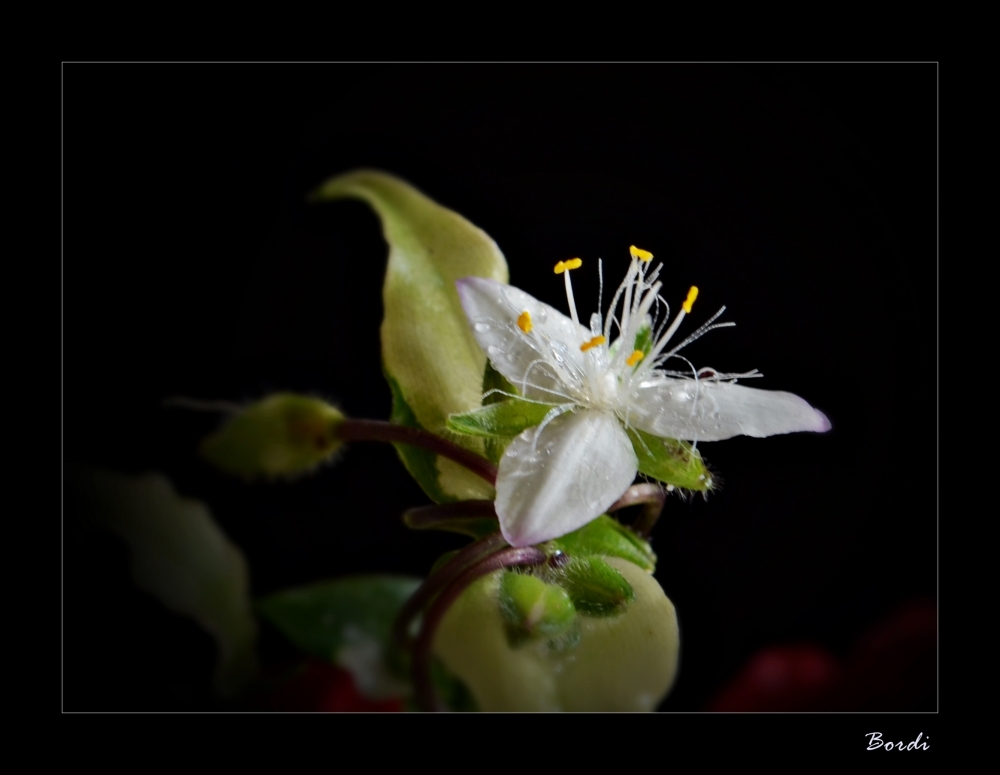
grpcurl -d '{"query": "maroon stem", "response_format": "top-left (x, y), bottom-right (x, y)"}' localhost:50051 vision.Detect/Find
top-left (391, 530), bottom-right (508, 650)
top-left (402, 500), bottom-right (498, 530)
top-left (334, 419), bottom-right (498, 486)
top-left (608, 483), bottom-right (666, 537)
top-left (413, 545), bottom-right (547, 712)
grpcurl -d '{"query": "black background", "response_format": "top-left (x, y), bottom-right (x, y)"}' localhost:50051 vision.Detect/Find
top-left (64, 63), bottom-right (936, 720)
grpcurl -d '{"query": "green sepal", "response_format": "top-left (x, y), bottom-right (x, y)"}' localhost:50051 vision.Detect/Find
top-left (257, 575), bottom-right (421, 699)
top-left (629, 427), bottom-right (713, 491)
top-left (556, 556), bottom-right (636, 617)
top-left (481, 361), bottom-right (517, 464)
top-left (447, 398), bottom-right (553, 440)
top-left (548, 514), bottom-right (656, 572)
top-left (200, 393), bottom-right (345, 480)
top-left (498, 571), bottom-right (577, 646)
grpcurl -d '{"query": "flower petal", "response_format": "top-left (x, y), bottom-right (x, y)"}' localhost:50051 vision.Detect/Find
top-left (456, 277), bottom-right (590, 403)
top-left (627, 378), bottom-right (831, 442)
top-left (495, 410), bottom-right (638, 547)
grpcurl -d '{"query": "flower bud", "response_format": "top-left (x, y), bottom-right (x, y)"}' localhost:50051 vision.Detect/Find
top-left (200, 394), bottom-right (346, 480)
top-left (556, 556), bottom-right (636, 616)
top-left (498, 571), bottom-right (576, 645)
top-left (434, 557), bottom-right (679, 711)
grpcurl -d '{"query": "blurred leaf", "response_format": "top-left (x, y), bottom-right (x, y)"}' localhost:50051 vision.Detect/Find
top-left (312, 170), bottom-right (507, 502)
top-left (548, 514), bottom-right (656, 572)
top-left (258, 575), bottom-right (421, 700)
top-left (75, 469), bottom-right (258, 697)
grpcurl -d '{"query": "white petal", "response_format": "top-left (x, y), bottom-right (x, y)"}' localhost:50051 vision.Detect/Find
top-left (456, 277), bottom-right (590, 402)
top-left (495, 410), bottom-right (638, 547)
top-left (627, 378), bottom-right (831, 442)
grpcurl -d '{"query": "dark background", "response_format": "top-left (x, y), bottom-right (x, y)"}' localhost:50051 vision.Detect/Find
top-left (64, 64), bottom-right (936, 716)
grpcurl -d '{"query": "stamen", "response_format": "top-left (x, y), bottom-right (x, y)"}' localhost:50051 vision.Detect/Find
top-left (560, 260), bottom-right (582, 327)
top-left (625, 349), bottom-right (644, 366)
top-left (682, 286), bottom-right (699, 314)
top-left (629, 245), bottom-right (654, 262)
top-left (517, 311), bottom-right (533, 333)
top-left (580, 335), bottom-right (606, 352)
top-left (553, 258), bottom-right (583, 274)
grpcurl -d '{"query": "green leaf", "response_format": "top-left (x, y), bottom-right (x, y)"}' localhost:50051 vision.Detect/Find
top-left (556, 556), bottom-right (636, 617)
top-left (447, 398), bottom-right (553, 439)
top-left (199, 393), bottom-right (346, 480)
top-left (548, 514), bottom-right (657, 572)
top-left (72, 469), bottom-right (258, 698)
top-left (257, 575), bottom-right (421, 700)
top-left (629, 427), bottom-right (713, 491)
top-left (311, 170), bottom-right (507, 503)
top-left (386, 373), bottom-right (456, 504)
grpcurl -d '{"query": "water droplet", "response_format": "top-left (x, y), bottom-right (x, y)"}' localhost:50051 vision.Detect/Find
top-left (536, 308), bottom-right (548, 323)
top-left (474, 322), bottom-right (490, 332)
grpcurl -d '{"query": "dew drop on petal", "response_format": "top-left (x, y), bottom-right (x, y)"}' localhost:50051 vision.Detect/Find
top-left (474, 323), bottom-right (490, 333)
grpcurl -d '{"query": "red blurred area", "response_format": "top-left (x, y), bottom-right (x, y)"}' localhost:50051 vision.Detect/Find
top-left (262, 658), bottom-right (404, 713)
top-left (706, 599), bottom-right (936, 712)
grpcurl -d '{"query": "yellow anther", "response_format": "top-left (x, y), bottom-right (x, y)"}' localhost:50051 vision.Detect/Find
top-left (682, 285), bottom-right (699, 314)
top-left (580, 335), bottom-right (606, 352)
top-left (629, 245), bottom-right (654, 262)
top-left (554, 258), bottom-right (583, 274)
top-left (626, 349), bottom-right (645, 367)
top-left (517, 310), bottom-right (533, 334)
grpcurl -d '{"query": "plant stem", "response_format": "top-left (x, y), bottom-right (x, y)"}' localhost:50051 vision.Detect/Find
top-left (391, 530), bottom-right (508, 650)
top-left (412, 545), bottom-right (547, 712)
top-left (608, 483), bottom-right (666, 537)
top-left (402, 500), bottom-right (498, 530)
top-left (334, 419), bottom-right (498, 486)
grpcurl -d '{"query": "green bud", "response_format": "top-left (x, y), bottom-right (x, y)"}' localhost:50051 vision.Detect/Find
top-left (498, 571), bottom-right (576, 645)
top-left (200, 394), bottom-right (346, 480)
top-left (434, 557), bottom-right (679, 711)
top-left (557, 556), bottom-right (636, 617)
top-left (629, 427), bottom-right (713, 492)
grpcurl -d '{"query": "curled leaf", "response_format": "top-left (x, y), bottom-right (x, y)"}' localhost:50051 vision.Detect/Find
top-left (312, 170), bottom-right (508, 502)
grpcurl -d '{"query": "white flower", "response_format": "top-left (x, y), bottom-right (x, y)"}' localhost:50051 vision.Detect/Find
top-left (456, 246), bottom-right (830, 548)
